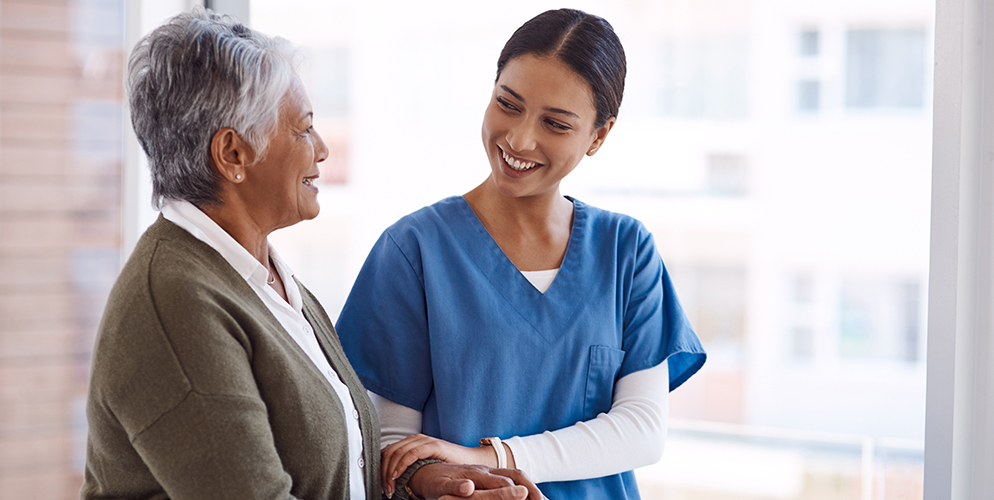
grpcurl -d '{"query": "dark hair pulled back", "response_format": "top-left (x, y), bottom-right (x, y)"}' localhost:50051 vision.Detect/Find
top-left (496, 9), bottom-right (626, 128)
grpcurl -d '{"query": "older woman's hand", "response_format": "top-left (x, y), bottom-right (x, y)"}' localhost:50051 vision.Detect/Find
top-left (383, 433), bottom-right (513, 496)
top-left (407, 463), bottom-right (543, 500)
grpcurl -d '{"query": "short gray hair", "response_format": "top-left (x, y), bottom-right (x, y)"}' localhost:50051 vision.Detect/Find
top-left (127, 7), bottom-right (297, 208)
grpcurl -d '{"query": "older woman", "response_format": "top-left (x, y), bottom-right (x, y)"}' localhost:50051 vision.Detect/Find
top-left (82, 9), bottom-right (540, 500)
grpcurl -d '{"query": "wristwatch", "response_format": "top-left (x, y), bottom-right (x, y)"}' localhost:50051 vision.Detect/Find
top-left (479, 436), bottom-right (508, 468)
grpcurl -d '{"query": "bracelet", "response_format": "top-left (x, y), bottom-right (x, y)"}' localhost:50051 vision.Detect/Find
top-left (479, 436), bottom-right (507, 468)
top-left (403, 485), bottom-right (426, 500)
top-left (394, 458), bottom-right (444, 500)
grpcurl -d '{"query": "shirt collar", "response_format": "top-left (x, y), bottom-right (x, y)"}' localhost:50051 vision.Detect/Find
top-left (160, 199), bottom-right (296, 289)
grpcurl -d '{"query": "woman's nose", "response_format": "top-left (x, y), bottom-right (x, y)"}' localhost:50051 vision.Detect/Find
top-left (506, 120), bottom-right (538, 153)
top-left (313, 128), bottom-right (330, 163)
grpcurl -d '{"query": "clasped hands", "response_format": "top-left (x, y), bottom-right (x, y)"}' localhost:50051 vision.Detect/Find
top-left (387, 434), bottom-right (542, 500)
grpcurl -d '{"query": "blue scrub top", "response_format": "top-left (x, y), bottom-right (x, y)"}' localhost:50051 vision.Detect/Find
top-left (338, 196), bottom-right (706, 499)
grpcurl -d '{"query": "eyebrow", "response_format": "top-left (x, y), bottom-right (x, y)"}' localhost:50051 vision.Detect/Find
top-left (500, 85), bottom-right (580, 119)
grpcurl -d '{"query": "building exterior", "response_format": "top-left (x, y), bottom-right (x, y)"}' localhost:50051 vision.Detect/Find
top-left (0, 1), bottom-right (125, 498)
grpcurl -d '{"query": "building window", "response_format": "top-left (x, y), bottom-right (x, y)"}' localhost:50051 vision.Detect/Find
top-left (787, 273), bottom-right (816, 360)
top-left (800, 29), bottom-right (820, 56)
top-left (838, 278), bottom-right (922, 362)
top-left (706, 153), bottom-right (749, 195)
top-left (797, 79), bottom-right (820, 111)
top-left (845, 29), bottom-right (927, 109)
top-left (658, 35), bottom-right (750, 119)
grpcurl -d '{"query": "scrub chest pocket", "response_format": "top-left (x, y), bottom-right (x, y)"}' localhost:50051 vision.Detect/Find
top-left (583, 345), bottom-right (626, 420)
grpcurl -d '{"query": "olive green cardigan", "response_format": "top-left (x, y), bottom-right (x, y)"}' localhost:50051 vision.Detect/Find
top-left (82, 216), bottom-right (381, 499)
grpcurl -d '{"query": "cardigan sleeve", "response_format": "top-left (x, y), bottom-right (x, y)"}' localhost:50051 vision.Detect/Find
top-left (128, 392), bottom-right (301, 500)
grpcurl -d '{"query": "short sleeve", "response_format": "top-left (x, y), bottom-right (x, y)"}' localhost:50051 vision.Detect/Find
top-left (337, 230), bottom-right (434, 411)
top-left (620, 226), bottom-right (706, 391)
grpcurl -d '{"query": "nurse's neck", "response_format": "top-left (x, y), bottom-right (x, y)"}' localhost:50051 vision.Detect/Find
top-left (464, 181), bottom-right (574, 271)
top-left (465, 182), bottom-right (572, 231)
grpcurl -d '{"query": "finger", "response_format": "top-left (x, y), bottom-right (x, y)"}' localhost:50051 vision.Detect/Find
top-left (485, 469), bottom-right (543, 499)
top-left (389, 438), bottom-right (440, 482)
top-left (433, 478), bottom-right (475, 498)
top-left (381, 443), bottom-right (414, 493)
top-left (382, 435), bottom-right (432, 495)
top-left (384, 436), bottom-right (448, 497)
top-left (380, 440), bottom-right (428, 479)
top-left (454, 470), bottom-right (515, 491)
top-left (391, 447), bottom-right (429, 488)
top-left (383, 435), bottom-right (429, 482)
top-left (380, 450), bottom-right (395, 494)
top-left (437, 485), bottom-right (528, 500)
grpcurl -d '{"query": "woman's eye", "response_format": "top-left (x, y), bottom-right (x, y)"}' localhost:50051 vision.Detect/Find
top-left (546, 120), bottom-right (570, 131)
top-left (496, 97), bottom-right (518, 111)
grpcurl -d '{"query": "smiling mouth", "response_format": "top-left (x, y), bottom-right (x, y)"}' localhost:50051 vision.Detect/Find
top-left (500, 148), bottom-right (539, 171)
top-left (302, 176), bottom-right (319, 189)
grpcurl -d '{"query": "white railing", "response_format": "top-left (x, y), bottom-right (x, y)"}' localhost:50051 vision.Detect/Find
top-left (637, 419), bottom-right (925, 500)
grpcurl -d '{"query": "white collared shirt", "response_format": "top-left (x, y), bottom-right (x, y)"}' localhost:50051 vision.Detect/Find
top-left (162, 200), bottom-right (366, 499)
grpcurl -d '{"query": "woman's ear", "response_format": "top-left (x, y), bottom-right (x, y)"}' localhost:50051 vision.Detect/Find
top-left (586, 116), bottom-right (616, 156)
top-left (210, 128), bottom-right (254, 182)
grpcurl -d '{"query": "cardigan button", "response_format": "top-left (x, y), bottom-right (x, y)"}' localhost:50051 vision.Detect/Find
top-left (352, 409), bottom-right (359, 419)
top-left (358, 457), bottom-right (365, 468)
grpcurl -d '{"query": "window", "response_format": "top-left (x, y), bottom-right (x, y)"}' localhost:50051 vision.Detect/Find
top-left (789, 272), bottom-right (816, 360)
top-left (658, 36), bottom-right (750, 119)
top-left (846, 29), bottom-right (927, 109)
top-left (800, 29), bottom-right (820, 56)
top-left (797, 79), bottom-right (820, 111)
top-left (0, 0), bottom-right (934, 498)
top-left (706, 153), bottom-right (750, 195)
top-left (838, 277), bottom-right (921, 362)
top-left (247, 2), bottom-right (932, 498)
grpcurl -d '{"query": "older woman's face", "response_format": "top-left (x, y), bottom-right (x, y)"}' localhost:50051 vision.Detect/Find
top-left (249, 75), bottom-right (328, 228)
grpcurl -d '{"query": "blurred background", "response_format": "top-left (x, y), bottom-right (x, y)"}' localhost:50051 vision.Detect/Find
top-left (0, 0), bottom-right (934, 498)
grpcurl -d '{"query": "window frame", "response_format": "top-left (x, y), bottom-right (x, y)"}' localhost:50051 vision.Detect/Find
top-left (924, 0), bottom-right (994, 497)
top-left (120, 0), bottom-right (994, 496)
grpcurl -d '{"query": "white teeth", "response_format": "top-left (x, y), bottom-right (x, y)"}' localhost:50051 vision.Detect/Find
top-left (303, 178), bottom-right (312, 186)
top-left (501, 150), bottom-right (537, 171)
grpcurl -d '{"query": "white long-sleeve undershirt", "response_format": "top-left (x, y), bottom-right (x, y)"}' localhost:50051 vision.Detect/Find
top-left (370, 358), bottom-right (669, 484)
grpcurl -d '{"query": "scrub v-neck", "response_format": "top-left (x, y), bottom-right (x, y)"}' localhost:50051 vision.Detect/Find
top-left (454, 196), bottom-right (590, 345)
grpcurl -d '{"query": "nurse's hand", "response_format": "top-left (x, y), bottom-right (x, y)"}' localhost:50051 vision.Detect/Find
top-left (383, 434), bottom-right (517, 496)
top-left (407, 463), bottom-right (543, 500)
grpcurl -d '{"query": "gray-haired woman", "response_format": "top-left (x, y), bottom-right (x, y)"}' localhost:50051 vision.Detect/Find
top-left (82, 8), bottom-right (540, 500)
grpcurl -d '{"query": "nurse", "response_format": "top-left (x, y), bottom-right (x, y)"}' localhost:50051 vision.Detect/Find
top-left (337, 8), bottom-right (706, 500)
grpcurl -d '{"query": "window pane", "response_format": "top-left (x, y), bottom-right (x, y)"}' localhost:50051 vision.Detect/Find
top-left (800, 29), bottom-right (820, 56)
top-left (658, 36), bottom-right (750, 119)
top-left (798, 79), bottom-right (821, 111)
top-left (846, 29), bottom-right (927, 109)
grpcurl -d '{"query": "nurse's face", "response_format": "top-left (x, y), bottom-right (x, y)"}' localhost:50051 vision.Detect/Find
top-left (481, 54), bottom-right (614, 200)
